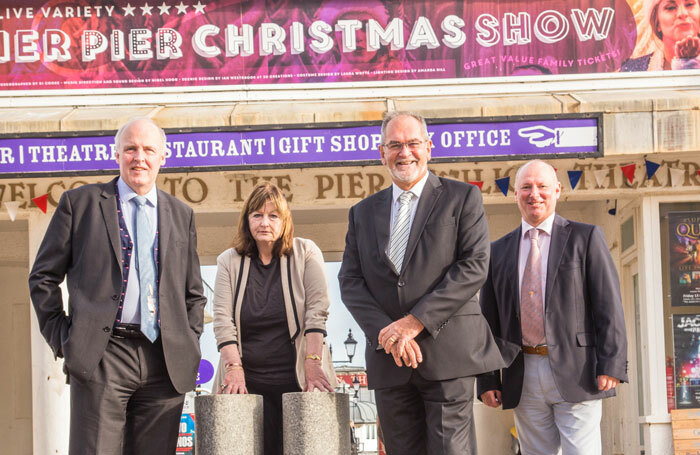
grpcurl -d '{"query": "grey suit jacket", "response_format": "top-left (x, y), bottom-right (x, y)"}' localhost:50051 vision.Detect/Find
top-left (339, 173), bottom-right (518, 389)
top-left (477, 215), bottom-right (628, 408)
top-left (29, 177), bottom-right (207, 394)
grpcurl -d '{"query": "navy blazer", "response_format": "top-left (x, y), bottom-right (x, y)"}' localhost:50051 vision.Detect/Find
top-left (477, 215), bottom-right (628, 408)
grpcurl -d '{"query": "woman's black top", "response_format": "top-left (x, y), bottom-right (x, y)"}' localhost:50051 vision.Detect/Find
top-left (240, 256), bottom-right (297, 385)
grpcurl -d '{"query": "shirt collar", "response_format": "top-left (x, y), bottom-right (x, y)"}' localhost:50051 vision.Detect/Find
top-left (521, 212), bottom-right (555, 239)
top-left (117, 177), bottom-right (158, 207)
top-left (391, 171), bottom-right (430, 204)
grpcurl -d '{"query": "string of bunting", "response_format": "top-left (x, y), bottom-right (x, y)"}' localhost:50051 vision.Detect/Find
top-left (491, 158), bottom-right (697, 196)
top-left (2, 160), bottom-right (699, 219)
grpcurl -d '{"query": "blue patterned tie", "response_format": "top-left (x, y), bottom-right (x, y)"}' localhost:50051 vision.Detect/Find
top-left (133, 196), bottom-right (159, 342)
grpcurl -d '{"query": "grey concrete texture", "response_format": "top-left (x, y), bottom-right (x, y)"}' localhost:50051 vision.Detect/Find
top-left (194, 394), bottom-right (264, 455)
top-left (283, 392), bottom-right (352, 455)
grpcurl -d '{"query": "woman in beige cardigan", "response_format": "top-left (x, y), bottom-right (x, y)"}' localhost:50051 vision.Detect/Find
top-left (213, 181), bottom-right (336, 454)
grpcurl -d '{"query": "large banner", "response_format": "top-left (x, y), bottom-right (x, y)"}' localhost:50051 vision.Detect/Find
top-left (0, 0), bottom-right (693, 91)
top-left (670, 212), bottom-right (700, 307)
top-left (0, 116), bottom-right (600, 176)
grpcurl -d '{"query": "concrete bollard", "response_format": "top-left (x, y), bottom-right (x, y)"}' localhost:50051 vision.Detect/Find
top-left (194, 394), bottom-right (264, 455)
top-left (282, 392), bottom-right (351, 455)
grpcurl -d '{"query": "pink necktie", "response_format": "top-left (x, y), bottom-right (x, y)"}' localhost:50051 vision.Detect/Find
top-left (521, 228), bottom-right (545, 347)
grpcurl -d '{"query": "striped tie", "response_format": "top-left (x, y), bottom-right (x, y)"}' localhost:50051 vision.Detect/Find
top-left (388, 192), bottom-right (413, 273)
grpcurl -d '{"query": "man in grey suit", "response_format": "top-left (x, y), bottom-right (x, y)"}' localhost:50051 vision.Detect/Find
top-left (478, 160), bottom-right (627, 454)
top-left (29, 118), bottom-right (207, 455)
top-left (339, 111), bottom-right (517, 455)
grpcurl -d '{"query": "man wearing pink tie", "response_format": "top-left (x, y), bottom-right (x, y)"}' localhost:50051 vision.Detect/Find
top-left (477, 160), bottom-right (628, 455)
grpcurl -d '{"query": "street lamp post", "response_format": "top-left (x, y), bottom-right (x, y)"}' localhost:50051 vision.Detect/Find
top-left (344, 328), bottom-right (358, 364)
top-left (352, 375), bottom-right (361, 399)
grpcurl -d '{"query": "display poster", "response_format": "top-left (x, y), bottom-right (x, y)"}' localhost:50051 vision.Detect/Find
top-left (0, 116), bottom-right (600, 176)
top-left (177, 392), bottom-right (196, 454)
top-left (673, 314), bottom-right (700, 409)
top-left (0, 0), bottom-right (695, 91)
top-left (670, 212), bottom-right (700, 307)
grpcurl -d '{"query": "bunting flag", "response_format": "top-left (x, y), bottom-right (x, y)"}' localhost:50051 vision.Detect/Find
top-left (621, 164), bottom-right (636, 184)
top-left (697, 170), bottom-right (700, 177)
top-left (593, 168), bottom-right (608, 188)
top-left (495, 177), bottom-right (510, 196)
top-left (567, 170), bottom-right (583, 190)
top-left (669, 168), bottom-right (685, 187)
top-left (468, 181), bottom-right (484, 190)
top-left (32, 194), bottom-right (48, 214)
top-left (4, 201), bottom-right (20, 222)
top-left (645, 159), bottom-right (660, 180)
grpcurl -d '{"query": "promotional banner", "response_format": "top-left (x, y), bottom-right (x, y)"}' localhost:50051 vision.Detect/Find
top-left (669, 211), bottom-right (700, 307)
top-left (674, 314), bottom-right (700, 409)
top-left (0, 0), bottom-right (694, 91)
top-left (0, 116), bottom-right (600, 176)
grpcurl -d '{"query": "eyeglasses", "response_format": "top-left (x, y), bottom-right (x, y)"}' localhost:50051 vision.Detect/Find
top-left (383, 140), bottom-right (426, 153)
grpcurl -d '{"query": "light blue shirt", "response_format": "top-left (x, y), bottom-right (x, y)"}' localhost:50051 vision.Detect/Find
top-left (518, 212), bottom-right (555, 310)
top-left (117, 178), bottom-right (158, 324)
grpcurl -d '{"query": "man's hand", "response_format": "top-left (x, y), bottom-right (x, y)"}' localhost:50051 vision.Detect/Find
top-left (597, 374), bottom-right (619, 392)
top-left (389, 339), bottom-right (423, 368)
top-left (378, 314), bottom-right (425, 364)
top-left (480, 390), bottom-right (502, 408)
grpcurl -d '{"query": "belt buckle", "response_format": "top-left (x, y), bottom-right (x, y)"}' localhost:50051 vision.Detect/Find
top-left (535, 345), bottom-right (547, 355)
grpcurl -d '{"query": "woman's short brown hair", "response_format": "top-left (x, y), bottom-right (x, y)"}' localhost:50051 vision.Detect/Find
top-left (233, 182), bottom-right (294, 257)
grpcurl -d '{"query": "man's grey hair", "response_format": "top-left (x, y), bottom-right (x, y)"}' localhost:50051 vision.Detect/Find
top-left (380, 111), bottom-right (430, 144)
top-left (514, 159), bottom-right (559, 186)
top-left (114, 117), bottom-right (167, 151)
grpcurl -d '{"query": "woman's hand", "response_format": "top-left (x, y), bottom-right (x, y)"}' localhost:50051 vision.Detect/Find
top-left (219, 344), bottom-right (247, 394)
top-left (303, 358), bottom-right (334, 392)
top-left (676, 35), bottom-right (700, 60)
top-left (303, 332), bottom-right (333, 392)
top-left (220, 367), bottom-right (247, 395)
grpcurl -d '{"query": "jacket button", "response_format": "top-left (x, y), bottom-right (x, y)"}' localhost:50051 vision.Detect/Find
top-left (111, 294), bottom-right (119, 300)
top-left (398, 280), bottom-right (405, 287)
top-left (103, 327), bottom-right (110, 333)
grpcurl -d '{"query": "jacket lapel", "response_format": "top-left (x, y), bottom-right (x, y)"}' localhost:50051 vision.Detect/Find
top-left (504, 227), bottom-right (522, 319)
top-left (372, 187), bottom-right (396, 273)
top-left (401, 173), bottom-right (442, 271)
top-left (157, 189), bottom-right (172, 283)
top-left (99, 178), bottom-right (121, 270)
top-left (545, 215), bottom-right (570, 307)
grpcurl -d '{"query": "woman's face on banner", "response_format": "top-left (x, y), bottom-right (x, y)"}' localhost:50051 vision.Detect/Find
top-left (657, 0), bottom-right (700, 45)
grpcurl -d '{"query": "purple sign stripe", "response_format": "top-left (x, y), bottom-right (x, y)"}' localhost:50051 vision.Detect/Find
top-left (0, 118), bottom-right (598, 175)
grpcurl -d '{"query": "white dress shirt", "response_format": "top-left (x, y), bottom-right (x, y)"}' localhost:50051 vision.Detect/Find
top-left (517, 212), bottom-right (555, 313)
top-left (388, 171), bottom-right (430, 237)
top-left (117, 177), bottom-right (159, 324)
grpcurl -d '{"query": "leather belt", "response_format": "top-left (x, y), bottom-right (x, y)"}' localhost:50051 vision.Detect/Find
top-left (112, 323), bottom-right (148, 340)
top-left (522, 345), bottom-right (548, 355)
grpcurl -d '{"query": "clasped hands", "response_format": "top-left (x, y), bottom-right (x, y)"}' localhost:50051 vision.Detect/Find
top-left (378, 314), bottom-right (424, 369)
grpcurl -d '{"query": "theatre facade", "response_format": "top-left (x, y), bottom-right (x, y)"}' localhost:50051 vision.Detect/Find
top-left (1, 1), bottom-right (699, 454)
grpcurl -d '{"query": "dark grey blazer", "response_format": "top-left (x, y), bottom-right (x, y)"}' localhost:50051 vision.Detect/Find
top-left (339, 173), bottom-right (518, 389)
top-left (29, 177), bottom-right (207, 394)
top-left (477, 215), bottom-right (628, 409)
